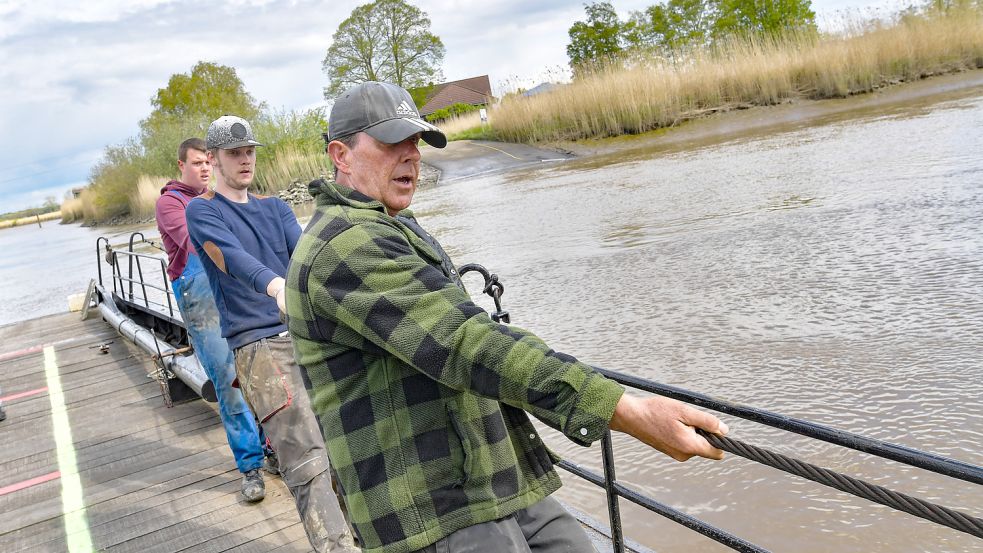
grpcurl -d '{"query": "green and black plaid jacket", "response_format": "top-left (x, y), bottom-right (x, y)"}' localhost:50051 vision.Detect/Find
top-left (287, 179), bottom-right (625, 553)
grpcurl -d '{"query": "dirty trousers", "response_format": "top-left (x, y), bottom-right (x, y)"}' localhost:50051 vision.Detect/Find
top-left (235, 334), bottom-right (358, 552)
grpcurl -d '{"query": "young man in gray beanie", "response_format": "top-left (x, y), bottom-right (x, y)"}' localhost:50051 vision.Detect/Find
top-left (186, 115), bottom-right (357, 552)
top-left (287, 81), bottom-right (728, 553)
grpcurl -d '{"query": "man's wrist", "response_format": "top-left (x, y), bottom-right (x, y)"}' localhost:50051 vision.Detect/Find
top-left (266, 276), bottom-right (286, 298)
top-left (609, 394), bottom-right (639, 434)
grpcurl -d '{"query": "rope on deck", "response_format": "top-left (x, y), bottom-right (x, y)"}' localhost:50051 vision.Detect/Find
top-left (698, 430), bottom-right (983, 538)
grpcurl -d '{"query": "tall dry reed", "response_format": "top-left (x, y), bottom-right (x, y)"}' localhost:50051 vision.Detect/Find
top-left (491, 10), bottom-right (983, 143)
top-left (60, 189), bottom-right (101, 223)
top-left (60, 197), bottom-right (85, 223)
top-left (129, 175), bottom-right (169, 220)
top-left (254, 144), bottom-right (332, 195)
top-left (438, 111), bottom-right (487, 139)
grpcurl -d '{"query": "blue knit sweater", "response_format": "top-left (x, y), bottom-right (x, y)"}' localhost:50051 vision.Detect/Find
top-left (186, 190), bottom-right (301, 349)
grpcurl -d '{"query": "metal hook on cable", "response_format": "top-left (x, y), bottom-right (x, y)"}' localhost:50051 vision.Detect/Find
top-left (458, 263), bottom-right (510, 323)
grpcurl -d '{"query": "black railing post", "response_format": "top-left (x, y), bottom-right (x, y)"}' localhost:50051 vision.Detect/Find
top-left (95, 237), bottom-right (109, 286)
top-left (601, 430), bottom-right (625, 553)
top-left (134, 256), bottom-right (151, 308)
top-left (161, 258), bottom-right (175, 318)
top-left (111, 252), bottom-right (121, 297)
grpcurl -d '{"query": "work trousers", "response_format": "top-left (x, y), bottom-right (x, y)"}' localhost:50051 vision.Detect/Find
top-left (411, 496), bottom-right (597, 553)
top-left (234, 334), bottom-right (358, 552)
top-left (172, 258), bottom-right (265, 473)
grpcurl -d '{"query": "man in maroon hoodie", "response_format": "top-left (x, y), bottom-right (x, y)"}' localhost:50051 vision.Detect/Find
top-left (156, 137), bottom-right (274, 502)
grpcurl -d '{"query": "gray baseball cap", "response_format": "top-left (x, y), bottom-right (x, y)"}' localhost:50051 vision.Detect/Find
top-left (328, 81), bottom-right (447, 148)
top-left (206, 115), bottom-right (264, 150)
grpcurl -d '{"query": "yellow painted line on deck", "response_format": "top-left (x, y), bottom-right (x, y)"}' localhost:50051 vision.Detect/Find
top-left (44, 345), bottom-right (95, 553)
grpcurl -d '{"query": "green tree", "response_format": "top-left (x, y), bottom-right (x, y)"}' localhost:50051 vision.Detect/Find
top-left (626, 0), bottom-right (717, 53)
top-left (567, 2), bottom-right (626, 68)
top-left (322, 0), bottom-right (445, 97)
top-left (714, 0), bottom-right (817, 38)
top-left (139, 62), bottom-right (263, 175)
top-left (408, 83), bottom-right (436, 109)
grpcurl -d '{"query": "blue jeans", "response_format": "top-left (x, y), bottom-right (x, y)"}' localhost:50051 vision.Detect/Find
top-left (172, 255), bottom-right (266, 473)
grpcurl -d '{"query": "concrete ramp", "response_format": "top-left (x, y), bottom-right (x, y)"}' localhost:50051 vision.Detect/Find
top-left (422, 140), bottom-right (574, 183)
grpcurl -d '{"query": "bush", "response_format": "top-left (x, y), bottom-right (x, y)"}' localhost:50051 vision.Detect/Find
top-left (425, 102), bottom-right (482, 123)
top-left (73, 105), bottom-right (332, 224)
top-left (253, 108), bottom-right (332, 194)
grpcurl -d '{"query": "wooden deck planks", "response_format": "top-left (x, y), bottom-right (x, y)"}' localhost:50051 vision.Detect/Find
top-left (0, 311), bottom-right (313, 552)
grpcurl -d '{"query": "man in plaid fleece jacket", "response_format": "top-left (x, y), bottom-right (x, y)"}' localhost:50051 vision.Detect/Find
top-left (287, 82), bottom-right (729, 553)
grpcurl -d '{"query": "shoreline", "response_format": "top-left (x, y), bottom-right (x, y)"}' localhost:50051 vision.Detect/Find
top-left (0, 210), bottom-right (61, 230)
top-left (550, 68), bottom-right (983, 158)
top-left (71, 163), bottom-right (443, 229)
top-left (50, 68), bottom-right (983, 230)
top-left (422, 67), bottom-right (983, 184)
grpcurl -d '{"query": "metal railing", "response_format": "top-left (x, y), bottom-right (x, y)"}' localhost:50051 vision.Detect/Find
top-left (458, 264), bottom-right (982, 553)
top-left (97, 233), bottom-right (176, 317)
top-left (554, 368), bottom-right (983, 553)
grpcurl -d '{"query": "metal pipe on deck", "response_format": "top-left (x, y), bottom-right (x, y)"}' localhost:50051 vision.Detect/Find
top-left (96, 296), bottom-right (216, 402)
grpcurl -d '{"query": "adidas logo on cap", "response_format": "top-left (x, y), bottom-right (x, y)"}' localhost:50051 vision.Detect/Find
top-left (395, 101), bottom-right (417, 116)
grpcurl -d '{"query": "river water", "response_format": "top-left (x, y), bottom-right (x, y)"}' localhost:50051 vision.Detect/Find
top-left (2, 87), bottom-right (981, 551)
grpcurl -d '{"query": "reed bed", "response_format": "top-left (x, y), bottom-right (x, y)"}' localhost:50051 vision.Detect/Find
top-left (437, 111), bottom-right (491, 141)
top-left (129, 175), bottom-right (169, 220)
top-left (61, 175), bottom-right (166, 224)
top-left (491, 10), bottom-right (983, 143)
top-left (60, 189), bottom-right (100, 224)
top-left (253, 143), bottom-right (331, 195)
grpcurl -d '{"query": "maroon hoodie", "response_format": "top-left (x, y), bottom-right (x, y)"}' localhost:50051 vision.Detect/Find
top-left (156, 180), bottom-right (206, 281)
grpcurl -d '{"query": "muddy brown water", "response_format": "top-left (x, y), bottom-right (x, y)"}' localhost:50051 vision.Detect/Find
top-left (413, 88), bottom-right (983, 552)
top-left (2, 85), bottom-right (981, 552)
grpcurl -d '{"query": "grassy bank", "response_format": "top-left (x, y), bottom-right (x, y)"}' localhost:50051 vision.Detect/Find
top-left (490, 9), bottom-right (983, 143)
top-left (0, 210), bottom-right (62, 229)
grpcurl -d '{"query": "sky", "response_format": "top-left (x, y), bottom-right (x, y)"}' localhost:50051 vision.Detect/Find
top-left (0, 0), bottom-right (910, 213)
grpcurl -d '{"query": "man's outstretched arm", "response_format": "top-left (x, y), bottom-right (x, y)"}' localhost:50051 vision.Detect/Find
top-left (609, 394), bottom-right (729, 461)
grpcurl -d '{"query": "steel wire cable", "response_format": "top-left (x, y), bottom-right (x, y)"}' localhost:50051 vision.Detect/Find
top-left (698, 430), bottom-right (983, 539)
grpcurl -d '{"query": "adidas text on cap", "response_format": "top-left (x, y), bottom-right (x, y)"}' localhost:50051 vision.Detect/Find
top-left (328, 81), bottom-right (447, 148)
top-left (206, 115), bottom-right (264, 150)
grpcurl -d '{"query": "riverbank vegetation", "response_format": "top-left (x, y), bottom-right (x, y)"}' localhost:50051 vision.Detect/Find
top-left (487, 3), bottom-right (983, 143)
top-left (1, 198), bottom-right (60, 224)
top-left (63, 62), bottom-right (329, 225)
top-left (0, 210), bottom-right (62, 230)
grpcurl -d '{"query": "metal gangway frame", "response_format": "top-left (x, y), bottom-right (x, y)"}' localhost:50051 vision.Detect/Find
top-left (93, 232), bottom-right (215, 403)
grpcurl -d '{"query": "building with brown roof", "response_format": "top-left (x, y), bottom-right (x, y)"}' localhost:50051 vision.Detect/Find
top-left (419, 75), bottom-right (493, 117)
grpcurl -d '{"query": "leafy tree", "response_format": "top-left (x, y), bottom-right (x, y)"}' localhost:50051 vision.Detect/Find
top-left (145, 62), bottom-right (261, 124)
top-left (139, 62), bottom-right (263, 176)
top-left (567, 2), bottom-right (626, 68)
top-left (626, 0), bottom-right (717, 53)
top-left (322, 0), bottom-right (445, 97)
top-left (714, 0), bottom-right (817, 38)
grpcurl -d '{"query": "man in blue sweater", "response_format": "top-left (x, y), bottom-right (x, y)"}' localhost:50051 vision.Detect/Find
top-left (186, 115), bottom-right (356, 552)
